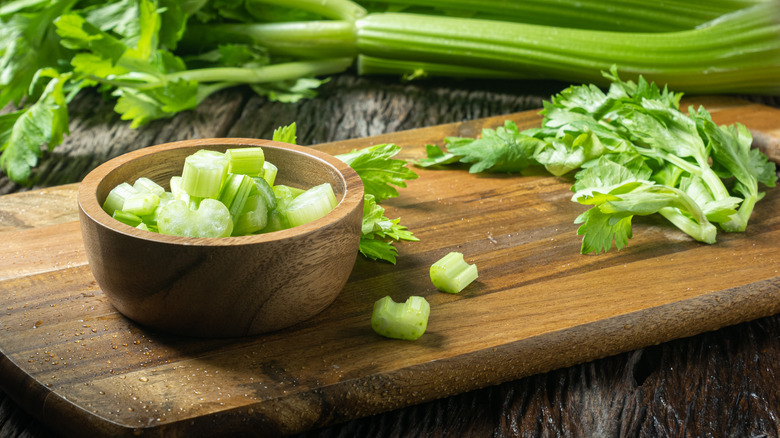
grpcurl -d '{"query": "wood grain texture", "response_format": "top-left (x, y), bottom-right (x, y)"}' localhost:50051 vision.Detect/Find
top-left (0, 95), bottom-right (778, 437)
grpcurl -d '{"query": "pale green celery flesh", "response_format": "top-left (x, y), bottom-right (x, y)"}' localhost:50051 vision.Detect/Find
top-left (113, 210), bottom-right (143, 227)
top-left (658, 207), bottom-right (718, 244)
top-left (226, 147), bottom-right (265, 175)
top-left (157, 199), bottom-right (233, 238)
top-left (252, 176), bottom-right (278, 211)
top-left (274, 185), bottom-right (306, 210)
top-left (133, 177), bottom-right (165, 196)
top-left (429, 251), bottom-right (478, 294)
top-left (233, 195), bottom-right (269, 235)
top-left (283, 183), bottom-right (338, 228)
top-left (122, 192), bottom-right (161, 217)
top-left (355, 4), bottom-right (780, 94)
top-left (262, 161), bottom-right (278, 186)
top-left (181, 150), bottom-right (229, 199)
top-left (103, 182), bottom-right (138, 215)
top-left (260, 209), bottom-right (290, 233)
top-left (218, 173), bottom-right (255, 220)
top-left (371, 295), bottom-right (430, 340)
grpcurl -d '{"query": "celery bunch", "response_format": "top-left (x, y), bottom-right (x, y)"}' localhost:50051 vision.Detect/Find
top-left (419, 69), bottom-right (777, 254)
top-left (2, 0), bottom-right (778, 184)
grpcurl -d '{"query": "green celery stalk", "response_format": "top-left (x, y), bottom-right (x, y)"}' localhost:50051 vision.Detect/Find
top-left (283, 182), bottom-right (338, 227)
top-left (219, 173), bottom-right (256, 220)
top-left (355, 4), bottom-right (780, 94)
top-left (429, 251), bottom-right (478, 294)
top-left (247, 0), bottom-right (367, 21)
top-left (182, 21), bottom-right (358, 59)
top-left (357, 55), bottom-right (527, 80)
top-left (261, 161), bottom-right (278, 186)
top-left (180, 150), bottom-right (229, 199)
top-left (102, 182), bottom-right (138, 215)
top-left (226, 147), bottom-right (265, 176)
top-left (165, 58), bottom-right (354, 87)
top-left (359, 0), bottom-right (766, 32)
top-left (371, 295), bottom-right (430, 340)
top-left (122, 192), bottom-right (161, 217)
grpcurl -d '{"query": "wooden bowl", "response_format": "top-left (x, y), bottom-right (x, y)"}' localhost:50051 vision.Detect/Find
top-left (78, 138), bottom-right (364, 338)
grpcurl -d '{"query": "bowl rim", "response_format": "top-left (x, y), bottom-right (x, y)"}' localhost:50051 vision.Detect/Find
top-left (78, 138), bottom-right (364, 246)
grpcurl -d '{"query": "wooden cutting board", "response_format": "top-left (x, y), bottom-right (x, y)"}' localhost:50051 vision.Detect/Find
top-left (1, 96), bottom-right (779, 437)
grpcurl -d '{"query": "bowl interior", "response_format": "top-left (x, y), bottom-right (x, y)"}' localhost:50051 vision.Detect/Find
top-left (96, 142), bottom-right (346, 209)
top-left (86, 139), bottom-right (352, 242)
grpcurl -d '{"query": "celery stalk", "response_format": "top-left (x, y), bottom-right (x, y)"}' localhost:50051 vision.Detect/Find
top-left (273, 184), bottom-right (305, 210)
top-left (218, 173), bottom-right (255, 220)
top-left (252, 176), bottom-right (278, 211)
top-left (260, 209), bottom-right (291, 233)
top-left (430, 252), bottom-right (478, 294)
top-left (232, 195), bottom-right (269, 235)
top-left (283, 183), bottom-right (338, 228)
top-left (355, 4), bottom-right (780, 94)
top-left (361, 0), bottom-right (764, 32)
top-left (371, 295), bottom-right (430, 341)
top-left (226, 147), bottom-right (265, 176)
top-left (180, 150), bottom-right (230, 199)
top-left (113, 210), bottom-right (143, 227)
top-left (122, 192), bottom-right (160, 217)
top-left (157, 199), bottom-right (234, 238)
top-left (133, 177), bottom-right (165, 196)
top-left (262, 161), bottom-right (279, 186)
top-left (102, 182), bottom-right (138, 216)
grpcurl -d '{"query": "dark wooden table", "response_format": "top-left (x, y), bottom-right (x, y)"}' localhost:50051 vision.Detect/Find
top-left (1, 73), bottom-right (779, 437)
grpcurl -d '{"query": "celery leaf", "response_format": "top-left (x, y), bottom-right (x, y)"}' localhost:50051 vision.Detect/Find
top-left (0, 69), bottom-right (70, 183)
top-left (444, 121), bottom-right (541, 173)
top-left (336, 143), bottom-right (418, 202)
top-left (359, 194), bottom-right (418, 264)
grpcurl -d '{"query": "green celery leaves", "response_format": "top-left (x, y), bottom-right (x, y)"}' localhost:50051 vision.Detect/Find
top-left (420, 68), bottom-right (777, 254)
top-left (336, 143), bottom-right (419, 263)
top-left (0, 69), bottom-right (70, 183)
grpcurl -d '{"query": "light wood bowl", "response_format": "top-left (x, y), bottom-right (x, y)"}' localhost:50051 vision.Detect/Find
top-left (78, 138), bottom-right (364, 338)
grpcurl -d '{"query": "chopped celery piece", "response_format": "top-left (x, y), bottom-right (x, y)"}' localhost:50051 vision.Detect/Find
top-left (140, 193), bottom-right (171, 229)
top-left (273, 184), bottom-right (305, 209)
top-left (251, 176), bottom-right (277, 211)
top-left (262, 161), bottom-right (278, 186)
top-left (170, 176), bottom-right (187, 200)
top-left (122, 192), bottom-right (160, 216)
top-left (136, 222), bottom-right (150, 231)
top-left (226, 147), bottom-right (265, 175)
top-left (113, 210), bottom-right (143, 227)
top-left (218, 173), bottom-right (255, 220)
top-left (170, 176), bottom-right (202, 209)
top-left (133, 177), bottom-right (165, 196)
top-left (181, 149), bottom-right (229, 199)
top-left (232, 195), bottom-right (269, 235)
top-left (260, 209), bottom-right (290, 233)
top-left (430, 252), bottom-right (478, 294)
top-left (283, 183), bottom-right (338, 228)
top-left (157, 199), bottom-right (233, 238)
top-left (371, 296), bottom-right (430, 341)
top-left (103, 182), bottom-right (138, 215)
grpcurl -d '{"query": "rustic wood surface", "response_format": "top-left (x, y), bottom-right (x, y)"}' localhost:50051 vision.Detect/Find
top-left (1, 73), bottom-right (780, 437)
